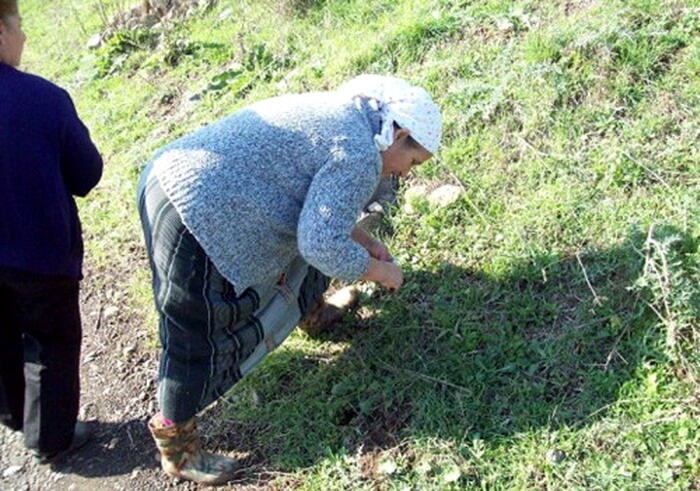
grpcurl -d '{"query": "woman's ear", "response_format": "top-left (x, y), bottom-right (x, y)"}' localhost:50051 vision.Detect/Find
top-left (393, 128), bottom-right (411, 144)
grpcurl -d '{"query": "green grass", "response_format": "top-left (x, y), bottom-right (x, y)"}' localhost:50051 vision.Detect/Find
top-left (20, 0), bottom-right (700, 488)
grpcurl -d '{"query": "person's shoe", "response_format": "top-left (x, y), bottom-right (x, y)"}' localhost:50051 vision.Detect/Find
top-left (148, 414), bottom-right (239, 486)
top-left (34, 421), bottom-right (92, 464)
top-left (298, 286), bottom-right (360, 336)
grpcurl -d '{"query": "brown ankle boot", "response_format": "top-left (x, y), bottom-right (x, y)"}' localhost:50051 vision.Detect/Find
top-left (298, 286), bottom-right (360, 336)
top-left (148, 414), bottom-right (239, 485)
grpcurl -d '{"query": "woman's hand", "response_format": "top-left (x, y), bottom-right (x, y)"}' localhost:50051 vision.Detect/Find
top-left (361, 258), bottom-right (404, 291)
top-left (380, 261), bottom-right (404, 290)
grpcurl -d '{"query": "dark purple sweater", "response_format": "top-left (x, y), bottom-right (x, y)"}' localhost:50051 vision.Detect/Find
top-left (0, 63), bottom-right (103, 279)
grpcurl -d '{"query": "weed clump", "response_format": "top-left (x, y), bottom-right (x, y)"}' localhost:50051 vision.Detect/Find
top-left (94, 28), bottom-right (158, 78)
top-left (633, 227), bottom-right (700, 376)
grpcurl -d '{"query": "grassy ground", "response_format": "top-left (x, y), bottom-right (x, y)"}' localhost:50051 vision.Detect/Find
top-left (20, 0), bottom-right (700, 488)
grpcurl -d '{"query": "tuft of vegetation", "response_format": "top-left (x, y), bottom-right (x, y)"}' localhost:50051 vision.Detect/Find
top-left (94, 28), bottom-right (158, 77)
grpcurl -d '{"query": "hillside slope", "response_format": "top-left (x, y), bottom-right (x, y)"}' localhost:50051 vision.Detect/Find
top-left (1, 0), bottom-right (698, 489)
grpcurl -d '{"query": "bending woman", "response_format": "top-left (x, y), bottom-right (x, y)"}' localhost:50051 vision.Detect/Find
top-left (137, 74), bottom-right (442, 485)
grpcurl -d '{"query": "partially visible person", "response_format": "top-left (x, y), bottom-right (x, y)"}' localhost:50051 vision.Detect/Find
top-left (0, 0), bottom-right (103, 463)
top-left (138, 73), bottom-right (441, 484)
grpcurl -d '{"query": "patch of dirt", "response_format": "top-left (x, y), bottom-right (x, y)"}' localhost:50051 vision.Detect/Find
top-left (358, 449), bottom-right (384, 480)
top-left (347, 399), bottom-right (413, 481)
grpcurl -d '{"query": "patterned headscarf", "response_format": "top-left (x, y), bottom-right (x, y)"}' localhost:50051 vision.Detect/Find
top-left (338, 74), bottom-right (442, 155)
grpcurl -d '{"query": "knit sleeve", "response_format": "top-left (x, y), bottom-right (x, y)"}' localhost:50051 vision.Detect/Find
top-left (297, 141), bottom-right (380, 282)
top-left (59, 90), bottom-right (103, 197)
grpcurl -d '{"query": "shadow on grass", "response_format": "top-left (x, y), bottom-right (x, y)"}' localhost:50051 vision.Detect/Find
top-left (54, 227), bottom-right (695, 484)
top-left (199, 227), bottom-right (697, 485)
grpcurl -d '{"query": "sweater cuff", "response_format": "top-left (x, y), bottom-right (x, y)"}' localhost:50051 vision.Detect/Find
top-left (333, 247), bottom-right (370, 283)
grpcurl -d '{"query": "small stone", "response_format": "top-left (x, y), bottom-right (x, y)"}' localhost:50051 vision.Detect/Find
top-left (496, 17), bottom-right (515, 32)
top-left (103, 305), bottom-right (119, 319)
top-left (366, 202), bottom-right (384, 214)
top-left (123, 345), bottom-right (137, 357)
top-left (377, 459), bottom-right (398, 475)
top-left (131, 468), bottom-right (140, 478)
top-left (107, 437), bottom-right (120, 450)
top-left (443, 464), bottom-right (462, 483)
top-left (78, 404), bottom-right (93, 419)
top-left (3, 465), bottom-right (22, 478)
top-left (86, 34), bottom-right (102, 50)
top-left (186, 92), bottom-right (202, 103)
top-left (547, 448), bottom-right (566, 464)
top-left (251, 390), bottom-right (263, 407)
top-left (427, 184), bottom-right (462, 208)
top-left (415, 459), bottom-right (433, 476)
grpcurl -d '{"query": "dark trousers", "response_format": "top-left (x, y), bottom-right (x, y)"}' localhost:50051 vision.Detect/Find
top-left (0, 267), bottom-right (82, 454)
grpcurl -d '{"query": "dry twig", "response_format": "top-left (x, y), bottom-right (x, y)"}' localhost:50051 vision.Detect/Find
top-left (575, 252), bottom-right (602, 306)
top-left (378, 361), bottom-right (472, 394)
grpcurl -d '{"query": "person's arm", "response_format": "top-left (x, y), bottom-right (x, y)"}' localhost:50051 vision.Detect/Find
top-left (59, 90), bottom-right (103, 197)
top-left (351, 224), bottom-right (393, 261)
top-left (297, 140), bottom-right (403, 290)
top-left (350, 225), bottom-right (374, 249)
top-left (297, 152), bottom-right (376, 282)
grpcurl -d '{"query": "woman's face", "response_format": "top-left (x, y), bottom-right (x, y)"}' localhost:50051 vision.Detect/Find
top-left (380, 129), bottom-right (433, 179)
top-left (0, 14), bottom-right (26, 67)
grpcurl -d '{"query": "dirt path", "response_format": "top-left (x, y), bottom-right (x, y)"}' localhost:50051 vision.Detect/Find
top-left (0, 260), bottom-right (272, 490)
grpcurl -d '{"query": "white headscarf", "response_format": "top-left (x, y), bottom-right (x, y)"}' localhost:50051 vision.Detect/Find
top-left (338, 74), bottom-right (442, 155)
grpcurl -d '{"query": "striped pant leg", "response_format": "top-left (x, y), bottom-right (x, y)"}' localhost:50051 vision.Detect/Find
top-left (138, 172), bottom-right (230, 422)
top-left (189, 258), bottom-right (263, 416)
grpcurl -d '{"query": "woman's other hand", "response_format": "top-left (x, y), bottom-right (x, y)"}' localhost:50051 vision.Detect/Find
top-left (367, 239), bottom-right (393, 262)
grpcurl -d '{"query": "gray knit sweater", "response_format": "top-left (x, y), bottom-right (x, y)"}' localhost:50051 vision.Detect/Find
top-left (152, 91), bottom-right (382, 293)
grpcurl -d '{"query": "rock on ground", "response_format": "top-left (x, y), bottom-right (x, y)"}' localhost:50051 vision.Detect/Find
top-left (427, 184), bottom-right (462, 208)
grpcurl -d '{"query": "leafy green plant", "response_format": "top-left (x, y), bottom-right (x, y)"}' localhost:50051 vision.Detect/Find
top-left (94, 28), bottom-right (158, 78)
top-left (199, 43), bottom-right (292, 98)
